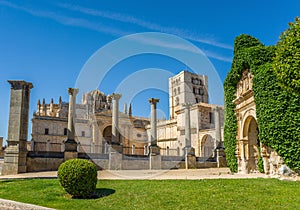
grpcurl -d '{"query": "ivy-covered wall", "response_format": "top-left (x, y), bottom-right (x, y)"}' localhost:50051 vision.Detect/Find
top-left (224, 18), bottom-right (300, 173)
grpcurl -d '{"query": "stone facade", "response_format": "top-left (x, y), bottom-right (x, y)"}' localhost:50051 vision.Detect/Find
top-left (1, 71), bottom-right (225, 174)
top-left (31, 90), bottom-right (150, 156)
top-left (234, 70), bottom-right (283, 174)
top-left (30, 71), bottom-right (224, 161)
top-left (169, 71), bottom-right (209, 119)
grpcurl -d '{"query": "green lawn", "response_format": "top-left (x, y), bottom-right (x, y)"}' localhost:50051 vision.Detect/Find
top-left (0, 179), bottom-right (299, 210)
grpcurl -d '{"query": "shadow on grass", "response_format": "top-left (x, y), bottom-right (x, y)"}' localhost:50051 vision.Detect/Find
top-left (95, 188), bottom-right (116, 198)
top-left (73, 188), bottom-right (116, 199)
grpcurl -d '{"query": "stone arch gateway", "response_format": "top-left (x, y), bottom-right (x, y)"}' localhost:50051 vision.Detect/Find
top-left (233, 70), bottom-right (283, 174)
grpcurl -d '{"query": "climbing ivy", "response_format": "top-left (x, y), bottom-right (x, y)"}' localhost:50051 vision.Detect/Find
top-left (224, 18), bottom-right (300, 173)
top-left (273, 17), bottom-right (300, 93)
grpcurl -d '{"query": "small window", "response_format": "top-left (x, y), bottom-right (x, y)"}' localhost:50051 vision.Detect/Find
top-left (199, 88), bottom-right (204, 95)
top-left (64, 128), bottom-right (68, 135)
top-left (209, 112), bottom-right (215, 124)
top-left (82, 131), bottom-right (85, 137)
top-left (45, 128), bottom-right (49, 135)
top-left (193, 87), bottom-right (196, 94)
top-left (132, 145), bottom-right (135, 155)
top-left (199, 79), bottom-right (203, 86)
top-left (137, 133), bottom-right (142, 138)
top-left (177, 87), bottom-right (180, 94)
top-left (174, 88), bottom-right (177, 95)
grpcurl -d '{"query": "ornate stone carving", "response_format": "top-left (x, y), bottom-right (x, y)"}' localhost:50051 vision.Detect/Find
top-left (236, 70), bottom-right (253, 98)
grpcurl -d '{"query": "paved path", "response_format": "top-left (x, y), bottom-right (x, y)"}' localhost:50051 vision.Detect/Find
top-left (0, 168), bottom-right (269, 180)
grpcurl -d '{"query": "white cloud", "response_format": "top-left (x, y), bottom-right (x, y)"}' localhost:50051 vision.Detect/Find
top-left (0, 1), bottom-right (232, 62)
top-left (59, 3), bottom-right (233, 50)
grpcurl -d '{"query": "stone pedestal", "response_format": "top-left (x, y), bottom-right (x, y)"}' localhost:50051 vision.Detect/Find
top-left (149, 146), bottom-right (161, 170)
top-left (64, 140), bottom-right (78, 161)
top-left (185, 147), bottom-right (195, 169)
top-left (64, 151), bottom-right (78, 161)
top-left (217, 148), bottom-right (227, 168)
top-left (2, 145), bottom-right (27, 175)
top-left (111, 144), bottom-right (123, 153)
top-left (109, 145), bottom-right (123, 170)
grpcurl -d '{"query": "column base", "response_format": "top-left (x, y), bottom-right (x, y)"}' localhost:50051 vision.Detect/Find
top-left (64, 139), bottom-right (78, 152)
top-left (149, 145), bottom-right (160, 155)
top-left (185, 147), bottom-right (195, 156)
top-left (217, 148), bottom-right (227, 168)
top-left (2, 145), bottom-right (27, 175)
top-left (109, 146), bottom-right (122, 170)
top-left (185, 147), bottom-right (196, 169)
top-left (111, 144), bottom-right (123, 153)
top-left (64, 151), bottom-right (78, 161)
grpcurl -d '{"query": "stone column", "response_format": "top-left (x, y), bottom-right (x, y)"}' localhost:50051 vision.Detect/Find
top-left (92, 121), bottom-right (99, 153)
top-left (149, 98), bottom-right (159, 147)
top-left (109, 93), bottom-right (123, 170)
top-left (214, 106), bottom-right (222, 148)
top-left (239, 139), bottom-right (248, 174)
top-left (111, 93), bottom-right (121, 145)
top-left (148, 98), bottom-right (161, 170)
top-left (183, 103), bottom-right (195, 169)
top-left (183, 103), bottom-right (191, 148)
top-left (64, 88), bottom-right (79, 160)
top-left (2, 80), bottom-right (33, 175)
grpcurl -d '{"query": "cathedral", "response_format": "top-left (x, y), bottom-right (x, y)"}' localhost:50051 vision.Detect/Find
top-left (29, 70), bottom-right (224, 161)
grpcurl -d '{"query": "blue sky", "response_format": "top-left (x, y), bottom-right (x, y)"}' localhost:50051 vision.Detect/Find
top-left (0, 0), bottom-right (299, 143)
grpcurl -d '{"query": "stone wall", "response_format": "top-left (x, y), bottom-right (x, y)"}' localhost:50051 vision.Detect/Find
top-left (26, 152), bottom-right (64, 172)
top-left (24, 151), bottom-right (220, 172)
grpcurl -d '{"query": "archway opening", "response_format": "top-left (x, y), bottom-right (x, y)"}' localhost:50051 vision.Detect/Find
top-left (243, 116), bottom-right (259, 172)
top-left (200, 134), bottom-right (214, 161)
top-left (103, 126), bottom-right (112, 145)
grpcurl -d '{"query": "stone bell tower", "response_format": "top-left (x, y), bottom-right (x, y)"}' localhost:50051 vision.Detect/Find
top-left (2, 80), bottom-right (33, 175)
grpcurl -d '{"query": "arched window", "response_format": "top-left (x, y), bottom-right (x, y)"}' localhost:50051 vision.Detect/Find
top-left (174, 88), bottom-right (177, 95)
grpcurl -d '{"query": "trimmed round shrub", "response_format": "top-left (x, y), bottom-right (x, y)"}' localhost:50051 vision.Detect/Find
top-left (58, 159), bottom-right (97, 198)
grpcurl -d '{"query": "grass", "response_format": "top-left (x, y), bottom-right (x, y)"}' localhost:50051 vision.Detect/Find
top-left (0, 179), bottom-right (299, 209)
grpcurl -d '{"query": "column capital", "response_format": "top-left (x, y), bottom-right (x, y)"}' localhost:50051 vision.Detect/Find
top-left (111, 93), bottom-right (122, 100)
top-left (149, 98), bottom-right (160, 104)
top-left (213, 106), bottom-right (221, 112)
top-left (8, 80), bottom-right (33, 90)
top-left (182, 103), bottom-right (192, 109)
top-left (68, 88), bottom-right (79, 96)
